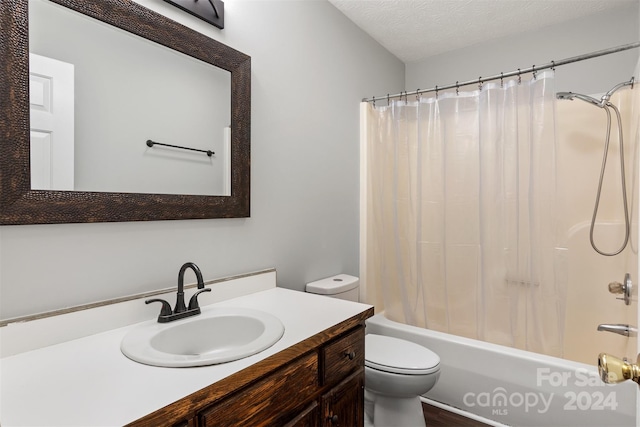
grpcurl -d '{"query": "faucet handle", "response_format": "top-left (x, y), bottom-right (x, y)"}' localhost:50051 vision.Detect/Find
top-left (146, 298), bottom-right (173, 317)
top-left (607, 273), bottom-right (632, 305)
top-left (609, 282), bottom-right (625, 294)
top-left (188, 288), bottom-right (212, 311)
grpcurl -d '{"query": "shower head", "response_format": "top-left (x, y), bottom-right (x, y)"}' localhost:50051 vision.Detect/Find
top-left (557, 78), bottom-right (635, 107)
top-left (556, 92), bottom-right (603, 107)
top-left (556, 92), bottom-right (575, 101)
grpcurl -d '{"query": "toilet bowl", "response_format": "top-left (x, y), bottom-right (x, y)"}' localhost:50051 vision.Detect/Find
top-left (305, 275), bottom-right (441, 427)
top-left (364, 334), bottom-right (440, 427)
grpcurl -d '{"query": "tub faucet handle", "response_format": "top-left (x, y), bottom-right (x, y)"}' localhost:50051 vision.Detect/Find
top-left (609, 282), bottom-right (625, 294)
top-left (607, 273), bottom-right (632, 305)
top-left (598, 353), bottom-right (640, 385)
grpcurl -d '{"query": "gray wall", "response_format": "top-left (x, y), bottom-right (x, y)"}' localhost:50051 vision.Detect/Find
top-left (5, 1), bottom-right (638, 321)
top-left (0, 0), bottom-right (404, 320)
top-left (406, 4), bottom-right (639, 97)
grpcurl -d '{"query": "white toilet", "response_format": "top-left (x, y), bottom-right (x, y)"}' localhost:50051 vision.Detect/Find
top-left (306, 275), bottom-right (441, 427)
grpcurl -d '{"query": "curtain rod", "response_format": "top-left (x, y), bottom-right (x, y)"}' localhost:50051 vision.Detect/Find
top-left (362, 41), bottom-right (640, 103)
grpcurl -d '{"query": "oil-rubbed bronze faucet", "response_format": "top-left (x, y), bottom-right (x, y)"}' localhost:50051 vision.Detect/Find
top-left (146, 262), bottom-right (211, 323)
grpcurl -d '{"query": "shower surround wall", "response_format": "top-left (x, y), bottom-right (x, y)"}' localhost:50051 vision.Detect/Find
top-left (0, 0), bottom-right (404, 320)
top-left (556, 89), bottom-right (638, 364)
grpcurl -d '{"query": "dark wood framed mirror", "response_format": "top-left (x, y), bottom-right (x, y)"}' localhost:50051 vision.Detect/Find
top-left (0, 0), bottom-right (250, 225)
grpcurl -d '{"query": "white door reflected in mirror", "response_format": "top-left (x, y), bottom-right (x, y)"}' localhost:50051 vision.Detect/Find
top-left (29, 53), bottom-right (74, 191)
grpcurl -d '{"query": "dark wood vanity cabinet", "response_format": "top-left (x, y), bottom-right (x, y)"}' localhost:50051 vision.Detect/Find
top-left (198, 327), bottom-right (365, 427)
top-left (128, 310), bottom-right (372, 427)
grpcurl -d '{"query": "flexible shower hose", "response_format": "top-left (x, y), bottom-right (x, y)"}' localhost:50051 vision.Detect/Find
top-left (589, 101), bottom-right (630, 256)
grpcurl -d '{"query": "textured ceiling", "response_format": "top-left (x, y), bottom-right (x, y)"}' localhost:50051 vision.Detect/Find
top-left (328, 0), bottom-right (637, 63)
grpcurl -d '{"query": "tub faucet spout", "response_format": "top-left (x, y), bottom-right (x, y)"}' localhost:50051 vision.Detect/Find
top-left (597, 323), bottom-right (637, 337)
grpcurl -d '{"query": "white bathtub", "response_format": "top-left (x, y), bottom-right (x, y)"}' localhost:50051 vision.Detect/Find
top-left (365, 314), bottom-right (636, 427)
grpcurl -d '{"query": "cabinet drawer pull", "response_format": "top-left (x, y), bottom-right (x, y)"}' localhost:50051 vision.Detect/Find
top-left (330, 414), bottom-right (339, 424)
top-left (345, 351), bottom-right (355, 360)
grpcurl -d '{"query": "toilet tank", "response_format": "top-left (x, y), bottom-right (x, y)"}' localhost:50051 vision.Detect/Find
top-left (305, 274), bottom-right (359, 302)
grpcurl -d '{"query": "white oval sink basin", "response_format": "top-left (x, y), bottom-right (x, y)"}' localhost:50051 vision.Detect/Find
top-left (121, 307), bottom-right (285, 367)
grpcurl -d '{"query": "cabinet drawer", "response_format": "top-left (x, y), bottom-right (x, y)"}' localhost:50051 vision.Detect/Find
top-left (199, 352), bottom-right (319, 427)
top-left (322, 327), bottom-right (364, 386)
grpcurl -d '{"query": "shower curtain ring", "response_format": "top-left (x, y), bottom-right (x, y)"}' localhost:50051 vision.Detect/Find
top-left (500, 72), bottom-right (504, 88)
top-left (478, 77), bottom-right (483, 91)
top-left (631, 77), bottom-right (635, 89)
top-left (387, 93), bottom-right (390, 105)
top-left (551, 61), bottom-right (556, 72)
top-left (532, 65), bottom-right (537, 80)
top-left (517, 69), bottom-right (522, 85)
top-left (416, 89), bottom-right (420, 101)
top-left (372, 96), bottom-right (376, 107)
top-left (435, 85), bottom-right (439, 99)
top-left (456, 81), bottom-right (459, 96)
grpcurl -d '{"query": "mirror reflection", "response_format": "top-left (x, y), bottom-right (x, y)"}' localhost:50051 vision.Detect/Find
top-left (28, 0), bottom-right (231, 196)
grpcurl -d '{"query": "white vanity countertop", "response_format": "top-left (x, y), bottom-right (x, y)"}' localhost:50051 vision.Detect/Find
top-left (0, 288), bottom-right (372, 427)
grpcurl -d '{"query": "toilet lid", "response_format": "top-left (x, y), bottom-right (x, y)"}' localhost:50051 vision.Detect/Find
top-left (365, 334), bottom-right (440, 375)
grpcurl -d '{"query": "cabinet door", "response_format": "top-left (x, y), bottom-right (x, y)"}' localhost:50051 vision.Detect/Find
top-left (283, 402), bottom-right (319, 427)
top-left (198, 353), bottom-right (319, 427)
top-left (321, 370), bottom-right (364, 427)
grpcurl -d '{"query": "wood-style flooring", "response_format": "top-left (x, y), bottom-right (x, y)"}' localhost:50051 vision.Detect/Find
top-left (422, 402), bottom-right (490, 427)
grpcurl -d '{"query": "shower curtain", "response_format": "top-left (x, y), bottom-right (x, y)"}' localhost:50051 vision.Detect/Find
top-left (362, 71), bottom-right (569, 357)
